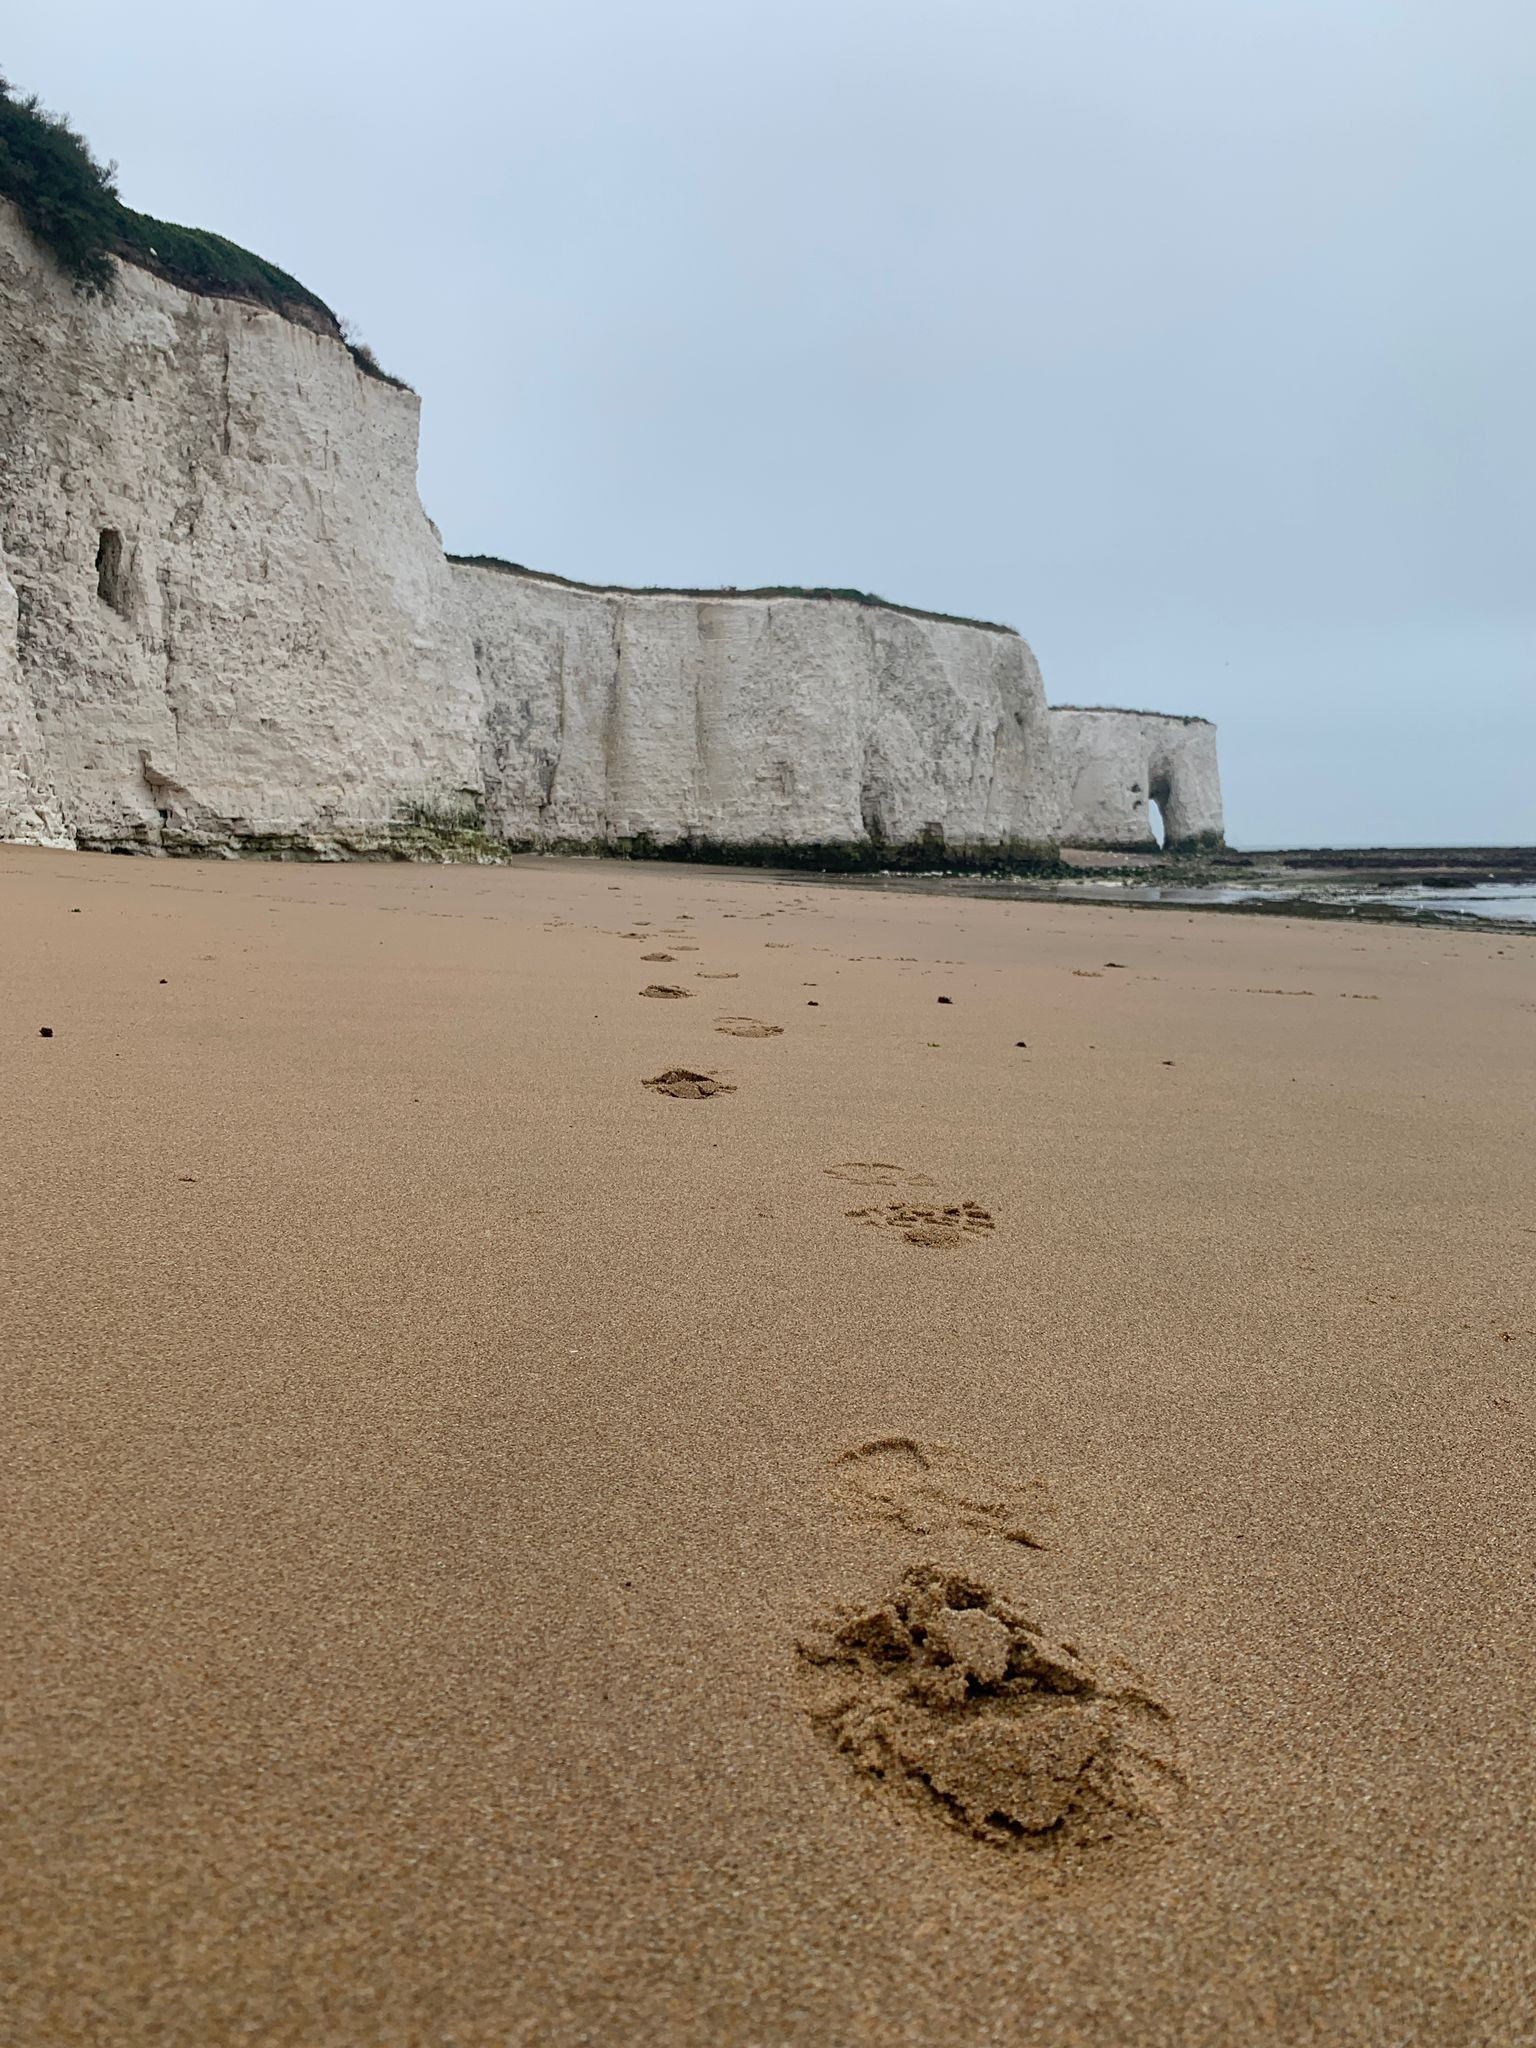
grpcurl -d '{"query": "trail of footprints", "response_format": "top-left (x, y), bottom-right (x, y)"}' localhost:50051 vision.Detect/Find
top-left (621, 903), bottom-right (1180, 1871)
top-left (636, 959), bottom-right (997, 1247)
top-left (619, 906), bottom-right (1181, 1872)
top-left (631, 940), bottom-right (987, 1252)
top-left (798, 1438), bottom-right (1185, 1870)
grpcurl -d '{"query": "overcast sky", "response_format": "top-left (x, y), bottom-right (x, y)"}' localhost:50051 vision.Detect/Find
top-left (11, 1), bottom-right (1534, 845)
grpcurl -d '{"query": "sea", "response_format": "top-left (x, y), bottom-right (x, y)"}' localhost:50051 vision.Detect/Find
top-left (777, 872), bottom-right (1536, 930)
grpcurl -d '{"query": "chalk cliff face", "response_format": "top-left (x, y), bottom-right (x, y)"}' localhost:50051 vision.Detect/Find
top-left (454, 563), bottom-right (1056, 852)
top-left (1048, 708), bottom-right (1224, 849)
top-left (0, 544), bottom-right (66, 842)
top-left (0, 197), bottom-right (1222, 859)
top-left (0, 198), bottom-right (480, 853)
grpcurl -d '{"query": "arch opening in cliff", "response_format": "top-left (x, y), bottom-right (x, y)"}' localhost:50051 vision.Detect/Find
top-left (1147, 795), bottom-right (1166, 849)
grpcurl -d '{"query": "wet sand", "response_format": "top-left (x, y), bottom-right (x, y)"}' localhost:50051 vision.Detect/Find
top-left (3, 844), bottom-right (1533, 2046)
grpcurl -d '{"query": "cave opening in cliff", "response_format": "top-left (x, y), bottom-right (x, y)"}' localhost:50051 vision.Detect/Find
top-left (1147, 796), bottom-right (1166, 848)
top-left (95, 528), bottom-right (128, 614)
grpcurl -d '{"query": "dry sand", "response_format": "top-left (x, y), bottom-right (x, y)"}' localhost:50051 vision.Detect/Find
top-left (2, 844), bottom-right (1533, 2047)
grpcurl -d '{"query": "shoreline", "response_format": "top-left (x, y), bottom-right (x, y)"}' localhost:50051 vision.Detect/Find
top-left (51, 838), bottom-right (1536, 933)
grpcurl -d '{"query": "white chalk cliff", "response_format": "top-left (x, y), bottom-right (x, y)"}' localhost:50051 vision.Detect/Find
top-left (0, 196), bottom-right (1221, 860)
top-left (457, 563), bottom-right (1058, 851)
top-left (1047, 707), bottom-right (1223, 853)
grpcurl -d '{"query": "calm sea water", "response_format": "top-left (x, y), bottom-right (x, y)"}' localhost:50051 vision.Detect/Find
top-left (782, 873), bottom-right (1536, 929)
top-left (1059, 879), bottom-right (1536, 925)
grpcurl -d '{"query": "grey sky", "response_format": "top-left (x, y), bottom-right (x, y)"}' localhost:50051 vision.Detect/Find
top-left (10, 0), bottom-right (1534, 845)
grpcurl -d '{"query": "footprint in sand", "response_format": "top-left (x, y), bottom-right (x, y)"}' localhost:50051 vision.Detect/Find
top-left (715, 1017), bottom-right (784, 1038)
top-left (641, 952), bottom-right (676, 963)
top-left (824, 1162), bottom-right (937, 1189)
top-left (847, 1199), bottom-right (996, 1248)
top-left (642, 1068), bottom-right (735, 1099)
top-left (834, 1437), bottom-right (1046, 1548)
top-left (794, 1565), bottom-right (1183, 1863)
top-left (697, 970), bottom-right (739, 980)
top-left (640, 984), bottom-right (693, 999)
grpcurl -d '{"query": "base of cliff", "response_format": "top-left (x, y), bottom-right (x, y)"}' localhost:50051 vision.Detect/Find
top-left (541, 834), bottom-right (1073, 878)
top-left (74, 819), bottom-right (514, 866)
top-left (63, 820), bottom-right (1074, 877)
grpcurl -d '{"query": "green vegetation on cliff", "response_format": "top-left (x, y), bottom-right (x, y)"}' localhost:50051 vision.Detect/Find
top-left (0, 74), bottom-right (405, 386)
top-left (448, 555), bottom-right (1019, 636)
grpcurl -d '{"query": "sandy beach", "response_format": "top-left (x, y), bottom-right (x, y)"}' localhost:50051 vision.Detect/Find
top-left (3, 843), bottom-right (1533, 2047)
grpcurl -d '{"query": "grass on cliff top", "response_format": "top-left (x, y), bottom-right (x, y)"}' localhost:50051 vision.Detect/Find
top-left (0, 74), bottom-right (407, 388)
top-left (1053, 703), bottom-right (1214, 726)
top-left (448, 555), bottom-right (1019, 636)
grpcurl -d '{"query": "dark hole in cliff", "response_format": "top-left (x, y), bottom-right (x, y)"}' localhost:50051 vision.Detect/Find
top-left (96, 529), bottom-right (129, 614)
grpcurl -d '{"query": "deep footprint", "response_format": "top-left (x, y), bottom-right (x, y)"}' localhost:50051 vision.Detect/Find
top-left (642, 1068), bottom-right (735, 1099)
top-left (639, 983), bottom-right (693, 999)
top-left (795, 1566), bottom-right (1183, 1861)
top-left (835, 1437), bottom-right (1045, 1547)
top-left (847, 1200), bottom-right (995, 1247)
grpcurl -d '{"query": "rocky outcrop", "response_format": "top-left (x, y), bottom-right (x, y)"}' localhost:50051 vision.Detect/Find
top-left (455, 562), bottom-right (1057, 856)
top-left (1049, 707), bottom-right (1223, 849)
top-left (0, 195), bottom-right (1221, 862)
